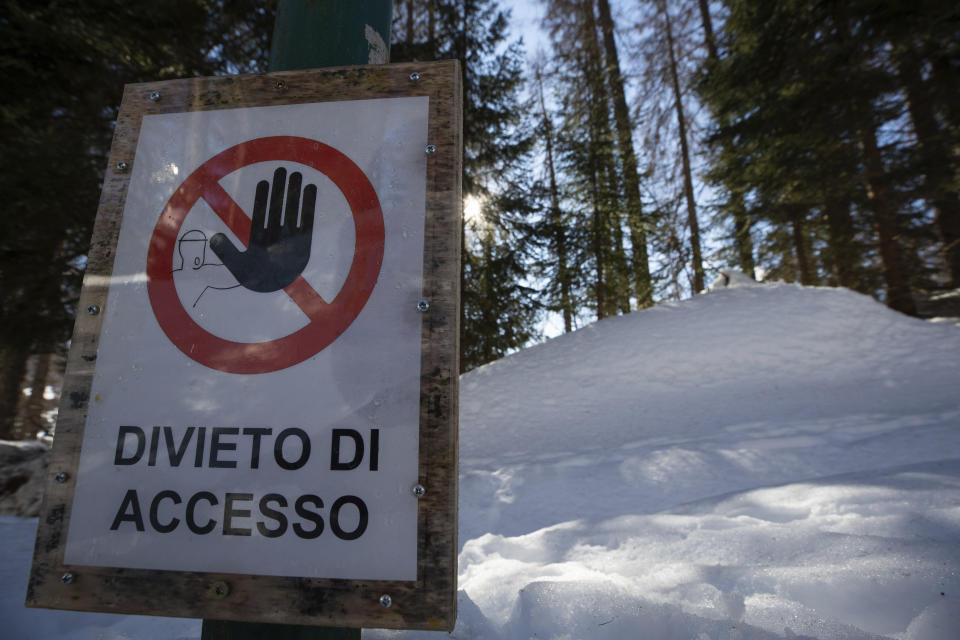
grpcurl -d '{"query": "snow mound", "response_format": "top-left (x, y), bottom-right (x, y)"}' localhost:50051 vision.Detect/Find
top-left (458, 283), bottom-right (959, 539)
top-left (441, 283), bottom-right (960, 639)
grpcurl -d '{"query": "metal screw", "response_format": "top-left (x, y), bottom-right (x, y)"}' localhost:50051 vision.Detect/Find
top-left (425, 144), bottom-right (437, 155)
top-left (409, 71), bottom-right (421, 82)
top-left (148, 90), bottom-right (161, 102)
top-left (61, 572), bottom-right (74, 585)
top-left (412, 484), bottom-right (426, 499)
top-left (275, 79), bottom-right (286, 89)
top-left (87, 304), bottom-right (100, 316)
top-left (209, 580), bottom-right (230, 599)
top-left (416, 299), bottom-right (430, 312)
top-left (379, 594), bottom-right (393, 608)
top-left (116, 161), bottom-right (128, 172)
top-left (55, 472), bottom-right (68, 484)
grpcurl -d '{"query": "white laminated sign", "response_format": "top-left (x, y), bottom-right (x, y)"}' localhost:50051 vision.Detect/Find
top-left (28, 62), bottom-right (461, 631)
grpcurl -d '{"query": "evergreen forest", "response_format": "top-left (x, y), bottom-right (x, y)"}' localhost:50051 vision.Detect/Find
top-left (1, 0), bottom-right (958, 438)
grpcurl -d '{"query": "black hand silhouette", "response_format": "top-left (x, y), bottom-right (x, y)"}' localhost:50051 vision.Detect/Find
top-left (210, 167), bottom-right (317, 293)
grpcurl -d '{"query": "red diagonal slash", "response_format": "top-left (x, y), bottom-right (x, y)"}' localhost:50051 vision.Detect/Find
top-left (200, 178), bottom-right (327, 320)
top-left (146, 136), bottom-right (385, 374)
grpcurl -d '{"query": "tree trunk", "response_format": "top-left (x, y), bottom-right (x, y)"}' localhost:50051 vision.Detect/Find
top-left (731, 191), bottom-right (756, 279)
top-left (698, 0), bottom-right (755, 281)
top-left (661, 0), bottom-right (705, 293)
top-left (930, 53), bottom-right (960, 135)
top-left (897, 47), bottom-right (960, 287)
top-left (609, 202), bottom-right (632, 313)
top-left (590, 169), bottom-right (608, 319)
top-left (0, 345), bottom-right (29, 440)
top-left (667, 231), bottom-right (684, 300)
top-left (832, 3), bottom-right (916, 314)
top-left (427, 0), bottom-right (436, 56)
top-left (790, 208), bottom-right (813, 285)
top-left (581, 0), bottom-right (618, 317)
top-left (405, 0), bottom-right (415, 44)
top-left (697, 0), bottom-right (718, 60)
top-left (535, 66), bottom-right (574, 333)
top-left (596, 0), bottom-right (652, 308)
top-left (857, 120), bottom-right (917, 314)
top-left (823, 198), bottom-right (858, 289)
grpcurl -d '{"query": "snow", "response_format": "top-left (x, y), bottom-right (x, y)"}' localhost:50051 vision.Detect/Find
top-left (0, 440), bottom-right (49, 518)
top-left (3, 279), bottom-right (959, 639)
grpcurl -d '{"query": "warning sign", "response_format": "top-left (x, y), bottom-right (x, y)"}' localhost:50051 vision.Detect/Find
top-left (28, 62), bottom-right (461, 631)
top-left (60, 96), bottom-right (428, 581)
top-left (146, 136), bottom-right (385, 374)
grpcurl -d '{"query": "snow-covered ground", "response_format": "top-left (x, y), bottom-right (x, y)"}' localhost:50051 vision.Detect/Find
top-left (3, 278), bottom-right (959, 639)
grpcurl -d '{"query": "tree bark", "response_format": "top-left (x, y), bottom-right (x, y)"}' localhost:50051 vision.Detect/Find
top-left (790, 208), bottom-right (813, 285)
top-left (897, 47), bottom-right (960, 287)
top-left (535, 66), bottom-right (574, 332)
top-left (590, 167), bottom-right (608, 319)
top-left (582, 0), bottom-right (617, 317)
top-left (405, 0), bottom-right (415, 44)
top-left (697, 0), bottom-right (755, 280)
top-left (609, 199), bottom-right (632, 313)
top-left (0, 345), bottom-right (29, 440)
top-left (857, 120), bottom-right (917, 314)
top-left (697, 0), bottom-right (718, 60)
top-left (596, 0), bottom-right (652, 308)
top-left (731, 191), bottom-right (756, 279)
top-left (823, 198), bottom-right (858, 289)
top-left (832, 3), bottom-right (916, 314)
top-left (661, 0), bottom-right (705, 293)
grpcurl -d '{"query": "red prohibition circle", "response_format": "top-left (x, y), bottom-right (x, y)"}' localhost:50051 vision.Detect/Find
top-left (146, 136), bottom-right (385, 374)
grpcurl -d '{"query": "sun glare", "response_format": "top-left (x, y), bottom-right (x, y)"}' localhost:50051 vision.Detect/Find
top-left (464, 194), bottom-right (485, 228)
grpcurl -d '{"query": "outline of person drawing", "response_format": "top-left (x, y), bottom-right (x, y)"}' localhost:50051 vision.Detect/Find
top-left (171, 229), bottom-right (240, 307)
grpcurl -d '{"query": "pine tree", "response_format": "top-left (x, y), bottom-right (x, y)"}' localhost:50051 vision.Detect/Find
top-left (596, 0), bottom-right (653, 307)
top-left (532, 60), bottom-right (578, 333)
top-left (461, 217), bottom-right (540, 367)
top-left (698, 0), bottom-right (946, 313)
top-left (392, 0), bottom-right (539, 370)
top-left (655, 0), bottom-right (705, 293)
top-left (696, 0), bottom-right (755, 279)
top-left (878, 0), bottom-right (960, 287)
top-left (0, 0), bottom-right (273, 437)
top-left (544, 0), bottom-right (634, 319)
top-left (630, 0), bottom-right (715, 297)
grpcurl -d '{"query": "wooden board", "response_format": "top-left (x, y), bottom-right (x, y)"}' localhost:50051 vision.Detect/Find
top-left (26, 60), bottom-right (461, 632)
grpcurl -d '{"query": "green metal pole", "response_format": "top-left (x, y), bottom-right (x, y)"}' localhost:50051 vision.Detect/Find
top-left (202, 620), bottom-right (362, 639)
top-left (270, 0), bottom-right (393, 70)
top-left (201, 2), bottom-right (393, 638)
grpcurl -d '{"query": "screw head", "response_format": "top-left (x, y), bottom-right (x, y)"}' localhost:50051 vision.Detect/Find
top-left (61, 572), bottom-right (74, 585)
top-left (275, 79), bottom-right (286, 89)
top-left (412, 484), bottom-right (426, 499)
top-left (87, 304), bottom-right (100, 316)
top-left (425, 144), bottom-right (437, 155)
top-left (209, 580), bottom-right (230, 599)
top-left (116, 161), bottom-right (128, 172)
top-left (55, 472), bottom-right (68, 483)
top-left (148, 90), bottom-right (161, 102)
top-left (409, 71), bottom-right (421, 82)
top-left (379, 594), bottom-right (393, 608)
top-left (416, 299), bottom-right (430, 313)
